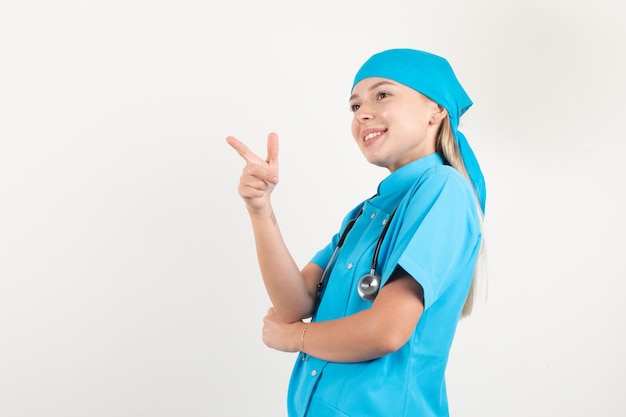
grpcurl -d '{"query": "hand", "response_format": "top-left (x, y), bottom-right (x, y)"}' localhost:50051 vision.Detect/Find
top-left (262, 307), bottom-right (302, 353)
top-left (226, 132), bottom-right (279, 213)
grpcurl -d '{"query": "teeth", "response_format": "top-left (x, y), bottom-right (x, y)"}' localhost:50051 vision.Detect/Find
top-left (364, 132), bottom-right (382, 141)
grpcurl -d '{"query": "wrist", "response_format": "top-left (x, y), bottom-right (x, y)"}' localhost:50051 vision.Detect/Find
top-left (299, 321), bottom-right (311, 353)
top-left (246, 202), bottom-right (274, 219)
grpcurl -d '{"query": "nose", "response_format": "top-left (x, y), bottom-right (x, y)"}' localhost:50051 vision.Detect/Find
top-left (355, 103), bottom-right (374, 123)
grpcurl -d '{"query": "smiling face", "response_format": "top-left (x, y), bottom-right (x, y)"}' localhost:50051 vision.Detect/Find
top-left (349, 77), bottom-right (447, 172)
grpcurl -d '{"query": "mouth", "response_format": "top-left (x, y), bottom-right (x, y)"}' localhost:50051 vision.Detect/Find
top-left (363, 129), bottom-right (387, 143)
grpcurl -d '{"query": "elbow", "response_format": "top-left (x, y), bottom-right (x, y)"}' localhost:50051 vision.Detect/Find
top-left (273, 307), bottom-right (308, 323)
top-left (272, 298), bottom-right (317, 322)
top-left (371, 323), bottom-right (413, 356)
top-left (381, 335), bottom-right (411, 356)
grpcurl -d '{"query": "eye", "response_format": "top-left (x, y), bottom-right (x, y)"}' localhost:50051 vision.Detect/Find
top-left (376, 91), bottom-right (390, 100)
top-left (350, 103), bottom-right (360, 112)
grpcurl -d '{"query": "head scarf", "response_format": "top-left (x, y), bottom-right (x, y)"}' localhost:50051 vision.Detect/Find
top-left (352, 48), bottom-right (486, 214)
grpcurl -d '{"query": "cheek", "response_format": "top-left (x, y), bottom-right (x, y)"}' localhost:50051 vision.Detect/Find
top-left (350, 119), bottom-right (360, 141)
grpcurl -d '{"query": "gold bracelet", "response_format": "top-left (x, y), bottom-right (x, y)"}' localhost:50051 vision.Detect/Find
top-left (300, 322), bottom-right (311, 352)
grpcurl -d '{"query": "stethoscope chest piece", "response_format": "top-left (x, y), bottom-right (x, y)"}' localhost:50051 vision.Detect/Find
top-left (357, 273), bottom-right (381, 301)
top-left (316, 201), bottom-right (400, 308)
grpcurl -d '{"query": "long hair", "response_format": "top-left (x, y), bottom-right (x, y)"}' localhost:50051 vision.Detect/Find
top-left (436, 116), bottom-right (486, 318)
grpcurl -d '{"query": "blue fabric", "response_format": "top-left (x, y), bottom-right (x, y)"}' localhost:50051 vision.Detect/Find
top-left (287, 154), bottom-right (482, 417)
top-left (352, 48), bottom-right (486, 214)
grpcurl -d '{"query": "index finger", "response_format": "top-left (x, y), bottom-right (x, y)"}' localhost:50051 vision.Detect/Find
top-left (226, 136), bottom-right (263, 164)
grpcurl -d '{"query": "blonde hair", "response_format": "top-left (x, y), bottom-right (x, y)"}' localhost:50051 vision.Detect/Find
top-left (436, 117), bottom-right (486, 318)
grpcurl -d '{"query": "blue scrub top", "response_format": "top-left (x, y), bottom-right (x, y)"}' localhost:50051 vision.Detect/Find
top-left (287, 153), bottom-right (482, 417)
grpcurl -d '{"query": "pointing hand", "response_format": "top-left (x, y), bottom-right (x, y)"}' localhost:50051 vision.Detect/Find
top-left (226, 132), bottom-right (280, 212)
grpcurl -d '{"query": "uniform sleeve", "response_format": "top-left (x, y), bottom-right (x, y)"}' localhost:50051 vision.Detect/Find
top-left (381, 166), bottom-right (482, 310)
top-left (310, 238), bottom-right (337, 270)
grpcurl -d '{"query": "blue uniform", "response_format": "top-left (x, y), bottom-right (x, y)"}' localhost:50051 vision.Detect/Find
top-left (287, 153), bottom-right (482, 417)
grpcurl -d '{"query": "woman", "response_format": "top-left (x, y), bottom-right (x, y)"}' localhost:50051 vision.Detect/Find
top-left (227, 48), bottom-right (486, 417)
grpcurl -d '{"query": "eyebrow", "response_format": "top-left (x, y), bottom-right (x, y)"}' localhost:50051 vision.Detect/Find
top-left (349, 80), bottom-right (397, 102)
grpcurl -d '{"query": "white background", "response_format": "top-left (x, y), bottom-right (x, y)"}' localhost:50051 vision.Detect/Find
top-left (1, 1), bottom-right (625, 416)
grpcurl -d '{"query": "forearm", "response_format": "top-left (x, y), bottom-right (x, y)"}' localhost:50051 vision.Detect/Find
top-left (248, 205), bottom-right (316, 321)
top-left (300, 312), bottom-right (396, 363)
top-left (269, 274), bottom-right (424, 362)
top-left (227, 134), bottom-right (314, 319)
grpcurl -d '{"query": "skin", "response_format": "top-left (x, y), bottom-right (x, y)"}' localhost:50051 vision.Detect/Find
top-left (226, 77), bottom-right (448, 363)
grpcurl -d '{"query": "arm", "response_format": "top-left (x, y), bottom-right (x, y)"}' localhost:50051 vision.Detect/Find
top-left (246, 203), bottom-right (322, 322)
top-left (227, 133), bottom-right (320, 322)
top-left (262, 267), bottom-right (425, 363)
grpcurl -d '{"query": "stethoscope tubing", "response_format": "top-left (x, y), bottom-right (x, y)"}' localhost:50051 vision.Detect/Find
top-left (315, 202), bottom-right (400, 305)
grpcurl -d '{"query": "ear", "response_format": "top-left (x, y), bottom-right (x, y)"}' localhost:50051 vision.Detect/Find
top-left (430, 105), bottom-right (448, 124)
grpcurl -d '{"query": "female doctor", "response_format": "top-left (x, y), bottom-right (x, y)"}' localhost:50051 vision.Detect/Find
top-left (227, 48), bottom-right (486, 417)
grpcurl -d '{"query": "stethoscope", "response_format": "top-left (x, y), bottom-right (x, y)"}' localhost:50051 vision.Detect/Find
top-left (316, 203), bottom-right (399, 304)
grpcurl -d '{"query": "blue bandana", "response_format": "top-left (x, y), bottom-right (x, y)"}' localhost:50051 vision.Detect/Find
top-left (352, 48), bottom-right (486, 213)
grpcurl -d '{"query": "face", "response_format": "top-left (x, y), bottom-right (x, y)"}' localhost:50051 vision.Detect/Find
top-left (349, 77), bottom-right (446, 172)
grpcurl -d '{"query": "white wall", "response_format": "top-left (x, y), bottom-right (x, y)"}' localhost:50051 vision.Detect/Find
top-left (1, 1), bottom-right (624, 416)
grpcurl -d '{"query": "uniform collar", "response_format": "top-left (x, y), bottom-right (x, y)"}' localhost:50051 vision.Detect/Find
top-left (376, 152), bottom-right (445, 198)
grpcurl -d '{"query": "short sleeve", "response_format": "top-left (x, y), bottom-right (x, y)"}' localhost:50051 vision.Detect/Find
top-left (381, 166), bottom-right (482, 310)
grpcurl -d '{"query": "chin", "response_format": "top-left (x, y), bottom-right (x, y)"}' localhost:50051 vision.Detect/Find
top-left (361, 150), bottom-right (392, 170)
top-left (367, 158), bottom-right (390, 170)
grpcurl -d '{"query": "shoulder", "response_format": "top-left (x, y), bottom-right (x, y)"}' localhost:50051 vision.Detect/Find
top-left (413, 164), bottom-right (476, 207)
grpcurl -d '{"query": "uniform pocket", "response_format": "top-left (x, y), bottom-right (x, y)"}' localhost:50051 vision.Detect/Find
top-left (307, 399), bottom-right (350, 417)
